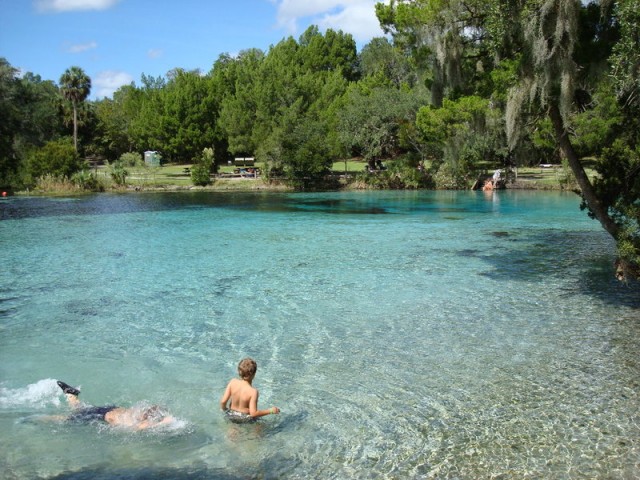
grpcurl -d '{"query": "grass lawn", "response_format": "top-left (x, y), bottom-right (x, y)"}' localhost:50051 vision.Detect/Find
top-left (331, 159), bottom-right (368, 173)
top-left (91, 159), bottom-right (595, 191)
top-left (512, 165), bottom-right (597, 189)
top-left (129, 164), bottom-right (193, 186)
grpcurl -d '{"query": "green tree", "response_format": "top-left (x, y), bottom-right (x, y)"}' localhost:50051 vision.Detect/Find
top-left (93, 93), bottom-right (134, 160)
top-left (416, 95), bottom-right (492, 175)
top-left (376, 0), bottom-right (492, 106)
top-left (25, 137), bottom-right (83, 183)
top-left (503, 0), bottom-right (622, 260)
top-left (278, 106), bottom-right (333, 188)
top-left (1, 60), bottom-right (65, 189)
top-left (191, 146), bottom-right (215, 186)
top-left (118, 74), bottom-right (165, 155)
top-left (218, 31), bottom-right (354, 186)
top-left (594, 0), bottom-right (640, 276)
top-left (609, 0), bottom-right (640, 111)
top-left (298, 26), bottom-right (358, 81)
top-left (17, 73), bottom-right (63, 149)
top-left (159, 69), bottom-right (217, 162)
top-left (359, 37), bottom-right (417, 87)
top-left (377, 0), bottom-right (640, 278)
top-left (572, 85), bottom-right (624, 158)
top-left (218, 49), bottom-right (265, 156)
top-left (59, 66), bottom-right (91, 151)
top-left (0, 58), bottom-right (21, 187)
top-left (339, 85), bottom-right (423, 168)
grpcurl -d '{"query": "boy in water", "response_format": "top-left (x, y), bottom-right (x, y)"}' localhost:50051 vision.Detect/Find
top-left (220, 358), bottom-right (280, 423)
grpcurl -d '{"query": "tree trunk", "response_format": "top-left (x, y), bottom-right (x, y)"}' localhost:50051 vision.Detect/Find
top-left (431, 63), bottom-right (444, 108)
top-left (72, 103), bottom-right (78, 151)
top-left (548, 103), bottom-right (619, 239)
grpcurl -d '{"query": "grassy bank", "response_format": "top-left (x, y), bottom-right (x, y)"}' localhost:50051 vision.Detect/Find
top-left (18, 159), bottom-right (594, 195)
top-left (145, 162), bottom-right (586, 190)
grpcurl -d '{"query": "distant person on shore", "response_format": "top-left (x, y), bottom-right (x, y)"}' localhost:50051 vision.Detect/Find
top-left (492, 169), bottom-right (502, 186)
top-left (48, 380), bottom-right (176, 430)
top-left (220, 357), bottom-right (280, 423)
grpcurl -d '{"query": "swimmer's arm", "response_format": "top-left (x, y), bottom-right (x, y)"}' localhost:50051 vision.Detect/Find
top-left (220, 381), bottom-right (232, 411)
top-left (249, 390), bottom-right (280, 418)
top-left (34, 414), bottom-right (68, 423)
top-left (136, 415), bottom-right (175, 431)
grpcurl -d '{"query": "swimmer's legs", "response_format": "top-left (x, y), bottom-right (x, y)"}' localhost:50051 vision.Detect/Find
top-left (65, 394), bottom-right (81, 408)
top-left (27, 414), bottom-right (68, 423)
top-left (56, 381), bottom-right (80, 396)
top-left (57, 381), bottom-right (81, 408)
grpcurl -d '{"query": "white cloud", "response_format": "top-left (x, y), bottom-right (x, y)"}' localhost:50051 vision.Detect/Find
top-left (272, 0), bottom-right (386, 43)
top-left (67, 41), bottom-right (98, 53)
top-left (35, 0), bottom-right (120, 13)
top-left (93, 70), bottom-right (133, 98)
top-left (147, 49), bottom-right (163, 59)
top-left (317, 4), bottom-right (384, 41)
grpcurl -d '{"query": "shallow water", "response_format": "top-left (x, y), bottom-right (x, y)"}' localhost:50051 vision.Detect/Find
top-left (0, 190), bottom-right (638, 479)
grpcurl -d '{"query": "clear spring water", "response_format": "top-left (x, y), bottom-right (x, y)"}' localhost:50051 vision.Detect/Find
top-left (0, 190), bottom-right (638, 479)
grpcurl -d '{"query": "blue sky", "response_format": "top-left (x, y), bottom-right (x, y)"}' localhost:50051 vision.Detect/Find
top-left (0, 0), bottom-right (387, 99)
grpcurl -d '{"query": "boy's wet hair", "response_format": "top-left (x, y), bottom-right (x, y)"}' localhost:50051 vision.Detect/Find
top-left (140, 405), bottom-right (167, 422)
top-left (238, 357), bottom-right (257, 380)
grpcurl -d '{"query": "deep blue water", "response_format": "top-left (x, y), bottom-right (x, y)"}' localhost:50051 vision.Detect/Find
top-left (0, 190), bottom-right (638, 479)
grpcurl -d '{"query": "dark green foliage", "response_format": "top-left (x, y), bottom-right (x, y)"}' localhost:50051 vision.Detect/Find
top-left (593, 141), bottom-right (640, 218)
top-left (298, 26), bottom-right (358, 81)
top-left (160, 69), bottom-right (217, 162)
top-left (59, 66), bottom-right (91, 151)
top-left (190, 163), bottom-right (211, 186)
top-left (592, 141), bottom-right (640, 267)
top-left (0, 60), bottom-right (65, 188)
top-left (109, 161), bottom-right (128, 185)
top-left (71, 170), bottom-right (104, 191)
top-left (357, 156), bottom-right (434, 189)
top-left (0, 59), bottom-right (22, 187)
top-left (282, 115), bottom-right (333, 189)
top-left (572, 86), bottom-right (624, 158)
top-left (339, 86), bottom-right (423, 165)
top-left (25, 137), bottom-right (84, 184)
top-left (191, 147), bottom-right (215, 186)
top-left (93, 96), bottom-right (134, 160)
top-left (415, 95), bottom-right (503, 178)
top-left (530, 117), bottom-right (558, 164)
top-left (609, 0), bottom-right (640, 110)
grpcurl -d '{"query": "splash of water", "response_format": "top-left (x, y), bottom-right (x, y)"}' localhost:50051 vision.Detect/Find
top-left (0, 378), bottom-right (63, 409)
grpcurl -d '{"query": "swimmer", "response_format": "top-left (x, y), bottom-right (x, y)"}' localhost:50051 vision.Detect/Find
top-left (53, 380), bottom-right (175, 430)
top-left (220, 358), bottom-right (280, 423)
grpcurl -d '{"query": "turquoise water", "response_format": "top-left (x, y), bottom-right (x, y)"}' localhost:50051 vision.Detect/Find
top-left (0, 190), bottom-right (638, 479)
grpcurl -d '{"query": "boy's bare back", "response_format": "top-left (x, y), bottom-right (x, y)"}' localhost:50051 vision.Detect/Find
top-left (221, 378), bottom-right (258, 414)
top-left (220, 357), bottom-right (280, 419)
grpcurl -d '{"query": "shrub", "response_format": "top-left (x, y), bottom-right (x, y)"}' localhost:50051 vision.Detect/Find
top-left (25, 138), bottom-right (84, 184)
top-left (191, 147), bottom-right (214, 186)
top-left (350, 158), bottom-right (434, 189)
top-left (119, 152), bottom-right (143, 167)
top-left (190, 164), bottom-right (211, 186)
top-left (71, 170), bottom-right (105, 191)
top-left (34, 174), bottom-right (77, 193)
top-left (433, 162), bottom-right (472, 189)
top-left (109, 161), bottom-right (128, 186)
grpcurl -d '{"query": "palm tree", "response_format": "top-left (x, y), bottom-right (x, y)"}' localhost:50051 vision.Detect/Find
top-left (59, 66), bottom-right (91, 151)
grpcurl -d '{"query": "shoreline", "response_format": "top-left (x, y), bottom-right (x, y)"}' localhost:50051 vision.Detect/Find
top-left (12, 177), bottom-right (573, 196)
top-left (8, 163), bottom-right (581, 196)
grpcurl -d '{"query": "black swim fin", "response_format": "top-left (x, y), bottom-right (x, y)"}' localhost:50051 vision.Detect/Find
top-left (57, 380), bottom-right (80, 396)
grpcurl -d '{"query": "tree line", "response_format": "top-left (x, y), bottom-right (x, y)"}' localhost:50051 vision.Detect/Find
top-left (0, 0), bottom-right (638, 278)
